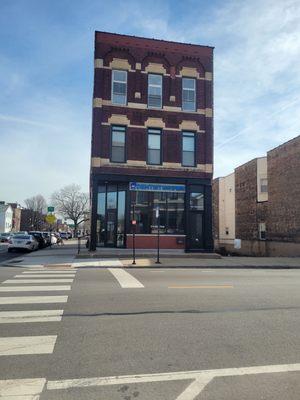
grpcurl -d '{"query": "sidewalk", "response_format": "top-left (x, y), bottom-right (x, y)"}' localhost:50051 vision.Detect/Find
top-left (120, 256), bottom-right (300, 268)
top-left (1, 241), bottom-right (300, 269)
top-left (1, 240), bottom-right (78, 268)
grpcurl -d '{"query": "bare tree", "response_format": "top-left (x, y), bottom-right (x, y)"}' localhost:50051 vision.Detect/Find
top-left (24, 195), bottom-right (47, 214)
top-left (52, 184), bottom-right (89, 235)
top-left (24, 194), bottom-right (47, 230)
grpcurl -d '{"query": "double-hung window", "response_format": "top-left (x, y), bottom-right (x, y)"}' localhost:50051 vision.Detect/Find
top-left (112, 70), bottom-right (127, 105)
top-left (111, 125), bottom-right (126, 163)
top-left (182, 77), bottom-right (196, 111)
top-left (148, 74), bottom-right (162, 108)
top-left (182, 132), bottom-right (196, 166)
top-left (147, 129), bottom-right (161, 165)
top-left (260, 178), bottom-right (268, 193)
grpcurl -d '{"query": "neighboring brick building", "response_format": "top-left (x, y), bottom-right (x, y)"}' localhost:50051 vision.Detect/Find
top-left (90, 31), bottom-right (214, 251)
top-left (234, 157), bottom-right (268, 255)
top-left (20, 209), bottom-right (46, 232)
top-left (267, 136), bottom-right (300, 255)
top-left (213, 136), bottom-right (300, 256)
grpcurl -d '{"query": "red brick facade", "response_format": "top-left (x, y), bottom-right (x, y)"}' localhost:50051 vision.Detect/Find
top-left (267, 136), bottom-right (300, 243)
top-left (91, 31), bottom-right (213, 179)
top-left (235, 159), bottom-right (268, 241)
top-left (90, 32), bottom-right (214, 251)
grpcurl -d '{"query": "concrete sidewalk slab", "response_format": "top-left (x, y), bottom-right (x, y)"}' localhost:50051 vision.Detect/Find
top-left (1, 243), bottom-right (78, 268)
top-left (120, 256), bottom-right (300, 269)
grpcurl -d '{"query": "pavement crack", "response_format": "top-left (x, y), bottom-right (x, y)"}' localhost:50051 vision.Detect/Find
top-left (61, 306), bottom-right (300, 318)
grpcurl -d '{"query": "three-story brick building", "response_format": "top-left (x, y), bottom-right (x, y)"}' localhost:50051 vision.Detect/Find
top-left (90, 31), bottom-right (214, 251)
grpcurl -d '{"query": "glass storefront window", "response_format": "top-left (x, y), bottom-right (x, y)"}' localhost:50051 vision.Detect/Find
top-left (167, 193), bottom-right (184, 234)
top-left (190, 192), bottom-right (204, 211)
top-left (97, 186), bottom-right (106, 246)
top-left (130, 191), bottom-right (185, 234)
top-left (117, 191), bottom-right (125, 247)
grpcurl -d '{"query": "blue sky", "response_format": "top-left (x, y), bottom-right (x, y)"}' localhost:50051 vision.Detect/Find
top-left (1, 0), bottom-right (299, 204)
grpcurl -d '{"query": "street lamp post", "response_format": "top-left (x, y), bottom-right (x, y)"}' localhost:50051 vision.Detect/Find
top-left (155, 206), bottom-right (161, 264)
top-left (132, 202), bottom-right (136, 265)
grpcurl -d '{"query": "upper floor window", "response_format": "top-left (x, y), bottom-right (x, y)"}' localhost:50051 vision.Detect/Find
top-left (260, 178), bottom-right (268, 193)
top-left (111, 125), bottom-right (126, 163)
top-left (182, 77), bottom-right (196, 111)
top-left (112, 70), bottom-right (127, 105)
top-left (147, 128), bottom-right (161, 165)
top-left (182, 132), bottom-right (196, 167)
top-left (259, 222), bottom-right (266, 240)
top-left (148, 74), bottom-right (162, 108)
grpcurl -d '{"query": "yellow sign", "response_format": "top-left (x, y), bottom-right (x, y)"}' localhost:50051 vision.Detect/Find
top-left (46, 214), bottom-right (56, 224)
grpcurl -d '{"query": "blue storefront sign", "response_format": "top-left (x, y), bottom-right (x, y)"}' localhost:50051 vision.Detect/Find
top-left (129, 182), bottom-right (186, 193)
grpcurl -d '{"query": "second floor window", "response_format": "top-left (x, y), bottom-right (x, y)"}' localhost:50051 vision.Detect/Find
top-left (182, 77), bottom-right (196, 111)
top-left (148, 74), bottom-right (162, 108)
top-left (111, 125), bottom-right (126, 163)
top-left (182, 132), bottom-right (195, 166)
top-left (260, 178), bottom-right (268, 193)
top-left (112, 70), bottom-right (127, 105)
top-left (147, 128), bottom-right (161, 165)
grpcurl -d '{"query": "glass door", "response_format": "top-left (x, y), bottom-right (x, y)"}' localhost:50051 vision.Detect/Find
top-left (97, 184), bottom-right (126, 247)
top-left (189, 212), bottom-right (204, 249)
top-left (188, 187), bottom-right (205, 250)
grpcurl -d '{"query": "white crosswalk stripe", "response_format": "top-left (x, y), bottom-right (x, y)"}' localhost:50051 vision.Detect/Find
top-left (0, 378), bottom-right (46, 400)
top-left (14, 274), bottom-right (76, 278)
top-left (0, 296), bottom-right (68, 304)
top-left (3, 279), bottom-right (74, 284)
top-left (108, 268), bottom-right (144, 288)
top-left (0, 285), bottom-right (71, 291)
top-left (0, 267), bottom-right (77, 375)
top-left (0, 335), bottom-right (57, 355)
top-left (22, 270), bottom-right (76, 274)
top-left (0, 309), bottom-right (64, 323)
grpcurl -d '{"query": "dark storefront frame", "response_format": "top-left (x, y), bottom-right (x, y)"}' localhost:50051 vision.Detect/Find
top-left (90, 173), bottom-right (213, 252)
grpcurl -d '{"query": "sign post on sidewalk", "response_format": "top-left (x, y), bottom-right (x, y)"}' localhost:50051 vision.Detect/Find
top-left (132, 202), bottom-right (136, 265)
top-left (155, 206), bottom-right (161, 264)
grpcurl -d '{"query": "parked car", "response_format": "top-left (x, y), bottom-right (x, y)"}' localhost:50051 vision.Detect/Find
top-left (8, 234), bottom-right (39, 252)
top-left (42, 232), bottom-right (51, 246)
top-left (66, 232), bottom-right (72, 239)
top-left (0, 233), bottom-right (14, 242)
top-left (59, 232), bottom-right (68, 240)
top-left (28, 231), bottom-right (47, 249)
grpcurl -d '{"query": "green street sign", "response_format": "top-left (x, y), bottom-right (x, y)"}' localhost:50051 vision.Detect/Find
top-left (47, 206), bottom-right (55, 212)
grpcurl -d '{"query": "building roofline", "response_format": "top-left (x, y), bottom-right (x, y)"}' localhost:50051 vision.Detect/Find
top-left (95, 30), bottom-right (214, 50)
top-left (267, 134), bottom-right (300, 154)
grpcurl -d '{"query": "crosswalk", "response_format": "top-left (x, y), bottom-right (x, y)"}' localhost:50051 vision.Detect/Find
top-left (0, 266), bottom-right (77, 398)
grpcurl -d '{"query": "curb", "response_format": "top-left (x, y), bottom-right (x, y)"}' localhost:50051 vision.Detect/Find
top-left (73, 265), bottom-right (300, 269)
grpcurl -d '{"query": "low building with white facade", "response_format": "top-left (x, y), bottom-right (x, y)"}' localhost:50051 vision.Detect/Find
top-left (0, 204), bottom-right (13, 233)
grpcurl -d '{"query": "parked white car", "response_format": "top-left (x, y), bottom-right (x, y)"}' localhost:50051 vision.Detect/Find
top-left (8, 234), bottom-right (39, 252)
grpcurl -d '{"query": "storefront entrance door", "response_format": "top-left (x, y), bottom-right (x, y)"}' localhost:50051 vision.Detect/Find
top-left (187, 186), bottom-right (205, 250)
top-left (97, 185), bottom-right (126, 247)
top-left (189, 212), bottom-right (204, 249)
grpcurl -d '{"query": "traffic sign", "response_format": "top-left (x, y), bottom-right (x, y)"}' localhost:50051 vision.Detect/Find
top-left (46, 214), bottom-right (56, 224)
top-left (47, 206), bottom-right (55, 212)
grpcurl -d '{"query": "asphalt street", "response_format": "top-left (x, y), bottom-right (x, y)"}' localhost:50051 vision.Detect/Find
top-left (0, 265), bottom-right (299, 399)
top-left (0, 243), bottom-right (23, 264)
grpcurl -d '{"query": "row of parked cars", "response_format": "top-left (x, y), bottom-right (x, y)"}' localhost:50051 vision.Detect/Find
top-left (0, 231), bottom-right (73, 253)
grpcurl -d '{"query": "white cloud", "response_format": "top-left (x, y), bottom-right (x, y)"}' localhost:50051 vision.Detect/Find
top-left (1, 0), bottom-right (300, 203)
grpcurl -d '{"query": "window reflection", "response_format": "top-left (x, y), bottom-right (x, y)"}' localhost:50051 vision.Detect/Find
top-left (190, 192), bottom-right (204, 210)
top-left (130, 191), bottom-right (184, 234)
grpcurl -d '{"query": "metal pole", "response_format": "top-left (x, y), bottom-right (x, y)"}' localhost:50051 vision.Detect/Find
top-left (156, 211), bottom-right (161, 264)
top-left (78, 235), bottom-right (81, 254)
top-left (132, 202), bottom-right (136, 265)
